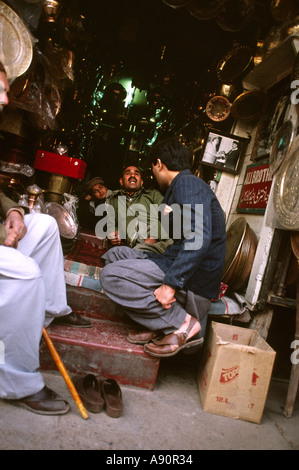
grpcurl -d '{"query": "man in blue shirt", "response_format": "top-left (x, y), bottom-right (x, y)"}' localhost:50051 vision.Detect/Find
top-left (100, 137), bottom-right (226, 357)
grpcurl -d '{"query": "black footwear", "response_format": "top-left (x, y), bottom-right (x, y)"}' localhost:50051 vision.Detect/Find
top-left (13, 386), bottom-right (70, 415)
top-left (52, 312), bottom-right (92, 328)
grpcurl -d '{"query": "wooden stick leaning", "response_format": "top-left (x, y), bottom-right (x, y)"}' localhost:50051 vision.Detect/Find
top-left (42, 327), bottom-right (89, 420)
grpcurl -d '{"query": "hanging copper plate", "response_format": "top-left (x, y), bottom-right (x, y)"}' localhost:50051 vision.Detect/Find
top-left (187, 0), bottom-right (227, 20)
top-left (231, 90), bottom-right (265, 122)
top-left (269, 120), bottom-right (295, 176)
top-left (216, 0), bottom-right (256, 32)
top-left (216, 44), bottom-right (253, 83)
top-left (270, 0), bottom-right (299, 22)
top-left (273, 136), bottom-right (299, 231)
top-left (0, 1), bottom-right (33, 79)
top-left (228, 223), bottom-right (257, 291)
top-left (222, 217), bottom-right (247, 283)
top-left (206, 95), bottom-right (231, 122)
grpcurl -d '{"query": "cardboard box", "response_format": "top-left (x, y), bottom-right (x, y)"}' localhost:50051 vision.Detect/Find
top-left (34, 150), bottom-right (87, 180)
top-left (197, 321), bottom-right (276, 424)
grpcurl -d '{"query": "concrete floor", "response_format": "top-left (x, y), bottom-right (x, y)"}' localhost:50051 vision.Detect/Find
top-left (1, 358), bottom-right (298, 451)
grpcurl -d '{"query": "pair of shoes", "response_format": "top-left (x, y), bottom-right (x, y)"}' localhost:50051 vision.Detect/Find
top-left (144, 316), bottom-right (203, 358)
top-left (75, 374), bottom-right (123, 418)
top-left (126, 329), bottom-right (160, 345)
top-left (12, 386), bottom-right (70, 415)
top-left (52, 312), bottom-right (92, 328)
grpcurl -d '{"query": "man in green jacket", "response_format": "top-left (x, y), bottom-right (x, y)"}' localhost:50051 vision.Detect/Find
top-left (104, 165), bottom-right (172, 254)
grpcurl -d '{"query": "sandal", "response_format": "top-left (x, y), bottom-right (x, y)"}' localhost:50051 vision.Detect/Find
top-left (100, 378), bottom-right (123, 418)
top-left (74, 374), bottom-right (104, 413)
top-left (144, 316), bottom-right (202, 358)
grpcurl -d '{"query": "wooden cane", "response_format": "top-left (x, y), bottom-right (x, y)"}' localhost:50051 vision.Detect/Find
top-left (42, 327), bottom-right (89, 420)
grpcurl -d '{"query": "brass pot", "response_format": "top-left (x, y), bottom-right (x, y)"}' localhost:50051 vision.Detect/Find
top-left (36, 172), bottom-right (72, 204)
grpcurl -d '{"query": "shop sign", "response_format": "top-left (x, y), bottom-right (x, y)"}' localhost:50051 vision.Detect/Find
top-left (237, 160), bottom-right (273, 213)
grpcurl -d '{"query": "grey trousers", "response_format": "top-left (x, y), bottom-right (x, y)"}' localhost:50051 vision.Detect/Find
top-left (100, 246), bottom-right (211, 336)
top-left (0, 213), bottom-right (71, 399)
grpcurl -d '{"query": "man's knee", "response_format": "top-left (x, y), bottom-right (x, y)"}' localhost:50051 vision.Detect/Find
top-left (25, 213), bottom-right (59, 238)
top-left (102, 246), bottom-right (133, 264)
top-left (99, 264), bottom-right (115, 292)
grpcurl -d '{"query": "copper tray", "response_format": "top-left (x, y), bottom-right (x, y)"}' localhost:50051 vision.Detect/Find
top-left (206, 95), bottom-right (231, 122)
top-left (216, 0), bottom-right (256, 32)
top-left (222, 217), bottom-right (257, 291)
top-left (273, 136), bottom-right (299, 231)
top-left (231, 90), bottom-right (265, 122)
top-left (222, 217), bottom-right (247, 283)
top-left (0, 1), bottom-right (33, 79)
top-left (216, 44), bottom-right (253, 83)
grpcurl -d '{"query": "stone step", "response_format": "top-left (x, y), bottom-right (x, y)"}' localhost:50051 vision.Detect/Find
top-left (39, 286), bottom-right (160, 390)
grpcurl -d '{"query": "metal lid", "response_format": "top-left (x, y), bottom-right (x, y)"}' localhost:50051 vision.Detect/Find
top-left (273, 136), bottom-right (299, 231)
top-left (0, 1), bottom-right (33, 79)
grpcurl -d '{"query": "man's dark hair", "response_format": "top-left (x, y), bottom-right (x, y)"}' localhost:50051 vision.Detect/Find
top-left (121, 163), bottom-right (143, 177)
top-left (147, 136), bottom-right (192, 171)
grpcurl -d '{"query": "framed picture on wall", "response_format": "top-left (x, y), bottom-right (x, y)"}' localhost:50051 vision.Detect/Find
top-left (199, 129), bottom-right (249, 174)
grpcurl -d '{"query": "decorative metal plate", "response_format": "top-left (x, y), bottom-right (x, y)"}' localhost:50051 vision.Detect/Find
top-left (206, 95), bottom-right (231, 122)
top-left (216, 0), bottom-right (256, 32)
top-left (0, 1), bottom-right (33, 79)
top-left (269, 120), bottom-right (295, 176)
top-left (231, 90), bottom-right (265, 122)
top-left (222, 217), bottom-right (247, 280)
top-left (46, 202), bottom-right (77, 239)
top-left (216, 44), bottom-right (252, 83)
top-left (273, 136), bottom-right (299, 230)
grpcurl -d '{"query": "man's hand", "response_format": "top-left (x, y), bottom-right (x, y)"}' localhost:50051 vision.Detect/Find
top-left (108, 230), bottom-right (122, 246)
top-left (154, 284), bottom-right (176, 309)
top-left (4, 211), bottom-right (27, 248)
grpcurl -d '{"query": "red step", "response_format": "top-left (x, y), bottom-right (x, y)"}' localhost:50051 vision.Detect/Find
top-left (40, 286), bottom-right (160, 390)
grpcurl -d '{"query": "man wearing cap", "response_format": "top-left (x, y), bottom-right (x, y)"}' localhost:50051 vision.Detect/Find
top-left (77, 176), bottom-right (114, 232)
top-left (0, 62), bottom-right (91, 416)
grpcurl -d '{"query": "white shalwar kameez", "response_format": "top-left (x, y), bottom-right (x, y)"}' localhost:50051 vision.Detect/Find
top-left (0, 212), bottom-right (71, 399)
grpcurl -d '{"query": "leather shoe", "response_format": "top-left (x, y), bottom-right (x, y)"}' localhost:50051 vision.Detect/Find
top-left (144, 316), bottom-right (202, 358)
top-left (100, 378), bottom-right (123, 418)
top-left (74, 374), bottom-right (104, 413)
top-left (13, 386), bottom-right (70, 415)
top-left (126, 329), bottom-right (160, 345)
top-left (52, 312), bottom-right (92, 328)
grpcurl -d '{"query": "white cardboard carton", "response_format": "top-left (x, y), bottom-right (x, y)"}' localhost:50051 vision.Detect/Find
top-left (197, 321), bottom-right (276, 424)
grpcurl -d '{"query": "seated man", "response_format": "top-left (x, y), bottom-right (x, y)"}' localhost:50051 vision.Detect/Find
top-left (77, 176), bottom-right (113, 232)
top-left (105, 164), bottom-right (172, 254)
top-left (0, 62), bottom-right (91, 416)
top-left (100, 137), bottom-right (226, 358)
